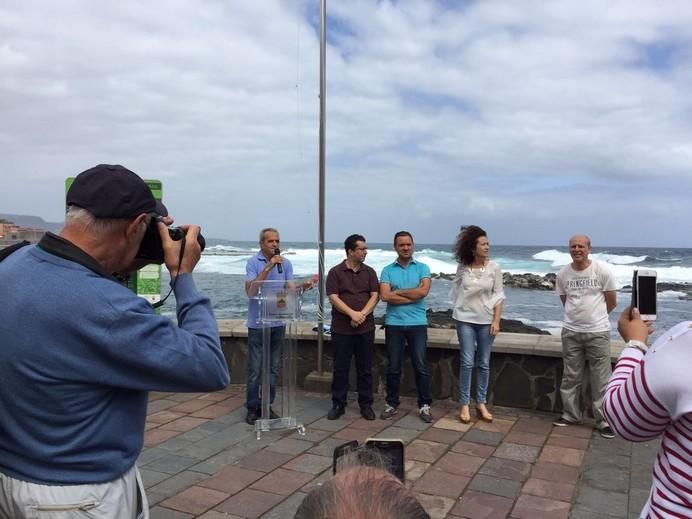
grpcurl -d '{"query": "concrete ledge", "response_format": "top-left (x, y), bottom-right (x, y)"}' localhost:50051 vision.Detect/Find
top-left (217, 319), bottom-right (626, 361)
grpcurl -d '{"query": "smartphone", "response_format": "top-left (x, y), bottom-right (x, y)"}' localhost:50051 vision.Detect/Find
top-left (365, 438), bottom-right (405, 482)
top-left (332, 440), bottom-right (359, 476)
top-left (631, 269), bottom-right (657, 321)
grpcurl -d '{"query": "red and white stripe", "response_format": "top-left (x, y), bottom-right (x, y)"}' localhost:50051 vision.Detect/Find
top-left (603, 343), bottom-right (692, 519)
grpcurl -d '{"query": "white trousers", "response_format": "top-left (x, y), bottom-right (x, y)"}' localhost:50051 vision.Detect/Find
top-left (0, 465), bottom-right (148, 519)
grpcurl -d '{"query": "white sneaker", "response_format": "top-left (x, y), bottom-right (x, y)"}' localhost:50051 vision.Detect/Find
top-left (419, 404), bottom-right (433, 423)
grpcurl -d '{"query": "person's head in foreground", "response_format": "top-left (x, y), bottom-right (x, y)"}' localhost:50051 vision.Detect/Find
top-left (294, 464), bottom-right (429, 519)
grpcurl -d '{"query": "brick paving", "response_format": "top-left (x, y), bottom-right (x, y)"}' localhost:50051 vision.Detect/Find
top-left (141, 385), bottom-right (657, 518)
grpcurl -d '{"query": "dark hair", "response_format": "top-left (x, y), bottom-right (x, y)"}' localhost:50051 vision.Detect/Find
top-left (344, 234), bottom-right (366, 253)
top-left (453, 225), bottom-right (487, 266)
top-left (295, 465), bottom-right (430, 519)
top-left (393, 231), bottom-right (413, 245)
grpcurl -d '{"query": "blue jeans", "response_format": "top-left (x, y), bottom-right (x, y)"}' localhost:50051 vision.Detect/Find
top-left (246, 326), bottom-right (284, 411)
top-left (330, 331), bottom-right (375, 409)
top-left (456, 321), bottom-right (494, 405)
top-left (384, 325), bottom-right (432, 408)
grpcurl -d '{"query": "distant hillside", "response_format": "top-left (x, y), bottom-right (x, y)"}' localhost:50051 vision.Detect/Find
top-left (0, 214), bottom-right (63, 233)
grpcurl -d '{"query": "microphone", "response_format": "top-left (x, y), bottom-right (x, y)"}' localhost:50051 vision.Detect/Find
top-left (275, 248), bottom-right (282, 274)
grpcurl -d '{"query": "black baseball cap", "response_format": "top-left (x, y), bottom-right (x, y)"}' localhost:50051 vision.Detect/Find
top-left (66, 164), bottom-right (157, 218)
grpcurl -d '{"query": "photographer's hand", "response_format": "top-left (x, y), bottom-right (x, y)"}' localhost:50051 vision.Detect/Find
top-left (159, 223), bottom-right (202, 275)
top-left (617, 306), bottom-right (654, 344)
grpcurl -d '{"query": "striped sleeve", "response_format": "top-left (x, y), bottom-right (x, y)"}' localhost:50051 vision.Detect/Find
top-left (602, 348), bottom-right (671, 442)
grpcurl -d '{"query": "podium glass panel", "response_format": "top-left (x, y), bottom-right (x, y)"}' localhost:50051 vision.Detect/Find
top-left (249, 280), bottom-right (305, 439)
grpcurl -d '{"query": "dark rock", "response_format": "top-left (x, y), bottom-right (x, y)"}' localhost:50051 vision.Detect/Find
top-left (493, 362), bottom-right (532, 408)
top-left (534, 375), bottom-right (556, 395)
top-left (523, 357), bottom-right (555, 376)
top-left (376, 310), bottom-right (550, 335)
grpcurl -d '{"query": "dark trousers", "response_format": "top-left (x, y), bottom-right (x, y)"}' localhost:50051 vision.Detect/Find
top-left (385, 325), bottom-right (432, 408)
top-left (330, 330), bottom-right (375, 409)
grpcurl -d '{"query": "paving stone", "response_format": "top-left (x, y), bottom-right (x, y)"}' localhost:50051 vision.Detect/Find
top-left (413, 492), bottom-right (455, 519)
top-left (250, 468), bottom-right (314, 496)
top-left (283, 453), bottom-right (333, 475)
top-left (450, 489), bottom-right (514, 519)
top-left (160, 485), bottom-right (229, 515)
top-left (169, 398), bottom-right (216, 414)
top-left (147, 470), bottom-right (208, 500)
top-left (215, 488), bottom-right (284, 518)
top-left (214, 407), bottom-right (248, 424)
top-left (260, 491), bottom-right (307, 519)
top-left (149, 410), bottom-right (187, 424)
top-left (156, 436), bottom-right (195, 453)
top-left (462, 429), bottom-right (504, 447)
top-left (522, 477), bottom-right (575, 502)
top-left (404, 460), bottom-right (431, 483)
top-left (629, 463), bottom-right (654, 490)
top-left (583, 451), bottom-right (631, 471)
top-left (494, 442), bottom-right (540, 463)
top-left (406, 440), bottom-right (449, 464)
top-left (309, 416), bottom-right (351, 432)
top-left (266, 437), bottom-right (314, 455)
top-left (545, 433), bottom-right (590, 450)
top-left (419, 426), bottom-right (465, 445)
top-left (149, 506), bottom-right (194, 519)
top-left (308, 437), bottom-right (353, 457)
top-left (589, 434), bottom-right (631, 455)
top-left (537, 445), bottom-right (584, 467)
top-left (549, 423), bottom-right (593, 438)
top-left (451, 440), bottom-right (495, 459)
top-left (145, 492), bottom-right (167, 507)
top-left (569, 506), bottom-right (623, 518)
top-left (144, 428), bottom-right (182, 447)
top-left (177, 425), bottom-right (219, 442)
top-left (504, 430), bottom-right (548, 447)
top-left (468, 474), bottom-right (521, 499)
top-left (374, 426), bottom-right (421, 444)
top-left (433, 417), bottom-right (473, 432)
top-left (168, 393), bottom-right (205, 402)
top-left (160, 416), bottom-right (210, 433)
top-left (197, 512), bottom-right (244, 519)
top-left (473, 417), bottom-right (515, 435)
top-left (629, 488), bottom-right (649, 516)
top-left (140, 468), bottom-right (171, 489)
top-left (434, 452), bottom-right (486, 477)
top-left (198, 465), bottom-right (265, 494)
top-left (147, 399), bottom-right (180, 413)
top-left (631, 439), bottom-right (659, 466)
top-left (530, 461), bottom-right (580, 484)
top-left (348, 416), bottom-right (389, 431)
top-left (192, 403), bottom-right (242, 419)
top-left (511, 493), bottom-right (570, 518)
top-left (137, 447), bottom-right (170, 466)
top-left (236, 450), bottom-right (295, 472)
top-left (574, 485), bottom-right (629, 517)
top-left (412, 469), bottom-right (470, 499)
top-left (479, 456), bottom-right (531, 482)
top-left (299, 469), bottom-right (332, 493)
top-left (145, 453), bottom-right (200, 475)
top-left (581, 464), bottom-right (630, 493)
top-left (331, 426), bottom-right (373, 443)
top-left (394, 414), bottom-right (434, 431)
top-left (288, 427), bottom-right (331, 442)
top-left (511, 417), bottom-right (554, 435)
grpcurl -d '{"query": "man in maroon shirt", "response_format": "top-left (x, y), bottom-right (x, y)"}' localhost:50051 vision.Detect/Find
top-left (326, 234), bottom-right (380, 420)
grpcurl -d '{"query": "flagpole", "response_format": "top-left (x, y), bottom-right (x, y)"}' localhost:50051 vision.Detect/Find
top-left (317, 0), bottom-right (326, 375)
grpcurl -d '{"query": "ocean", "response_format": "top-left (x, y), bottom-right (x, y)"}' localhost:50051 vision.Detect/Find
top-left (161, 242), bottom-right (692, 341)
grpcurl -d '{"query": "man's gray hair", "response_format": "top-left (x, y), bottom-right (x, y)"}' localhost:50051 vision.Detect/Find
top-left (259, 227), bottom-right (279, 242)
top-left (65, 206), bottom-right (130, 234)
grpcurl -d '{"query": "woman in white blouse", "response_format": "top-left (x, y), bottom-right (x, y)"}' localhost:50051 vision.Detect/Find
top-left (451, 226), bottom-right (505, 423)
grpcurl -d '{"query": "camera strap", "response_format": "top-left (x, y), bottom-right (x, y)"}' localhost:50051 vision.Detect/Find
top-left (0, 241), bottom-right (30, 263)
top-left (152, 234), bottom-right (186, 309)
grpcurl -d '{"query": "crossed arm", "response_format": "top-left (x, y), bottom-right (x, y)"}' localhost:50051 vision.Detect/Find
top-left (379, 278), bottom-right (431, 305)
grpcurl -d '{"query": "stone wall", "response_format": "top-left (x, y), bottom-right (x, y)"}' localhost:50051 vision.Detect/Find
top-left (219, 320), bottom-right (624, 413)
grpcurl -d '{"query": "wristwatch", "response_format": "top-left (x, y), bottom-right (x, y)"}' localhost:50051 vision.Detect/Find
top-left (626, 339), bottom-right (648, 354)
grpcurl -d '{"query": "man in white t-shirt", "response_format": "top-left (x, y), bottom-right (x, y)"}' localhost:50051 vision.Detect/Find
top-left (554, 235), bottom-right (617, 438)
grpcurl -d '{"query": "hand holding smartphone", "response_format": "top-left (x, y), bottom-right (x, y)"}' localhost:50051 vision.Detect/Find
top-left (631, 269), bottom-right (657, 321)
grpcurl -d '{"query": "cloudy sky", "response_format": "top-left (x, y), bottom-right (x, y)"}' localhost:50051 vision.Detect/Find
top-left (2, 1), bottom-right (692, 247)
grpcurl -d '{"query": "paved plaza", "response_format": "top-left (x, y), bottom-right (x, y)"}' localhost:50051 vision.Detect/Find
top-left (140, 385), bottom-right (657, 518)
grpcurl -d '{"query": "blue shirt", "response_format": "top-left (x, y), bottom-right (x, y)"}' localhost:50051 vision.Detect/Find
top-left (246, 251), bottom-right (294, 328)
top-left (380, 259), bottom-right (431, 326)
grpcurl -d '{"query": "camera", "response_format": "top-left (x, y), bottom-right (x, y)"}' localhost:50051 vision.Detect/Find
top-left (136, 215), bottom-right (206, 264)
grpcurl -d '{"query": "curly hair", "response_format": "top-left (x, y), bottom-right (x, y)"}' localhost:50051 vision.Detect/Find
top-left (453, 225), bottom-right (487, 266)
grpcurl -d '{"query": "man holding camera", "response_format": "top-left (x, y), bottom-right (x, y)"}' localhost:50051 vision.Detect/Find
top-left (0, 164), bottom-right (230, 518)
top-left (244, 227), bottom-right (295, 425)
top-left (554, 234), bottom-right (617, 438)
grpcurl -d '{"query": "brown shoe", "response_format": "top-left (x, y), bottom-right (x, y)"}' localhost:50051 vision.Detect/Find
top-left (459, 405), bottom-right (471, 424)
top-left (476, 404), bottom-right (493, 423)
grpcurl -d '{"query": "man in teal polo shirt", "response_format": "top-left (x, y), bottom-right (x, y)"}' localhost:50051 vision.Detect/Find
top-left (379, 231), bottom-right (433, 423)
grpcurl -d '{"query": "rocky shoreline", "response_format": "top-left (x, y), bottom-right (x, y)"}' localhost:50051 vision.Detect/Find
top-left (375, 310), bottom-right (550, 335)
top-left (432, 272), bottom-right (692, 299)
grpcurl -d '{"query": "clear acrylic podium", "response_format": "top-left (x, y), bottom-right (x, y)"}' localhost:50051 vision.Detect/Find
top-left (249, 280), bottom-right (305, 440)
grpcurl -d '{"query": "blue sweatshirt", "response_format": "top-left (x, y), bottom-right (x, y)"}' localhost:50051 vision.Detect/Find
top-left (0, 235), bottom-right (230, 484)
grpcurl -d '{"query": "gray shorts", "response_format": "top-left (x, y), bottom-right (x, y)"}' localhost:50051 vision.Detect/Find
top-left (0, 465), bottom-right (148, 519)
